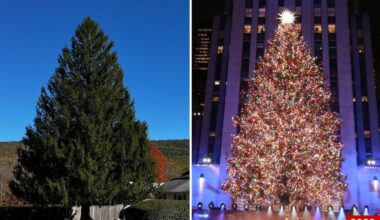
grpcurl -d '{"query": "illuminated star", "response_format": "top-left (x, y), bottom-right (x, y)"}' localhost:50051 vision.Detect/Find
top-left (279, 9), bottom-right (295, 24)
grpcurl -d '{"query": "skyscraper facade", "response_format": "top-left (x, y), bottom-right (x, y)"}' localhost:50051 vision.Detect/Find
top-left (192, 0), bottom-right (380, 212)
top-left (192, 26), bottom-right (212, 162)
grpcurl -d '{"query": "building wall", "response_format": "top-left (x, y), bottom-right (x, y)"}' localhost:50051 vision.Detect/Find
top-left (335, 0), bottom-right (359, 208)
top-left (192, 26), bottom-right (213, 163)
top-left (193, 0), bottom-right (380, 212)
top-left (356, 166), bottom-right (380, 214)
top-left (192, 165), bottom-right (224, 208)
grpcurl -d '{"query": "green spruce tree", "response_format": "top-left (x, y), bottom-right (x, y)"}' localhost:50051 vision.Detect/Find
top-left (10, 17), bottom-right (154, 220)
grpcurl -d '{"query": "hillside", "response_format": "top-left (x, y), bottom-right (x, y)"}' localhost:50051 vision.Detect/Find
top-left (150, 139), bottom-right (189, 157)
top-left (0, 140), bottom-right (189, 205)
top-left (0, 140), bottom-right (189, 158)
top-left (0, 142), bottom-right (20, 205)
top-left (149, 139), bottom-right (189, 180)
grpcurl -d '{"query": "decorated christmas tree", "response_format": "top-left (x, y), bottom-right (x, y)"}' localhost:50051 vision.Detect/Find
top-left (222, 10), bottom-right (346, 208)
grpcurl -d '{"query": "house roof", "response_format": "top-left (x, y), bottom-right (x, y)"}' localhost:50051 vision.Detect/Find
top-left (162, 178), bottom-right (189, 193)
top-left (162, 171), bottom-right (189, 193)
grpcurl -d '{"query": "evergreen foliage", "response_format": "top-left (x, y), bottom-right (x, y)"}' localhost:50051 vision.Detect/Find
top-left (10, 17), bottom-right (154, 218)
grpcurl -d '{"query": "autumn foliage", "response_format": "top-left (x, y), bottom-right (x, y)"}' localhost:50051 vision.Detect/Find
top-left (150, 144), bottom-right (168, 183)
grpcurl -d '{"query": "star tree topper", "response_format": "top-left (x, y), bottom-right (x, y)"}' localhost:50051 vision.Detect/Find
top-left (279, 9), bottom-right (295, 24)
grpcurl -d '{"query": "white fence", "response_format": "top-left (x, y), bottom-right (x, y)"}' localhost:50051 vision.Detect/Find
top-left (71, 204), bottom-right (124, 220)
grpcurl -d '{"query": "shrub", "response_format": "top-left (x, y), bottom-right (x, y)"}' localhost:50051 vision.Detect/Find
top-left (0, 206), bottom-right (73, 220)
top-left (122, 199), bottom-right (188, 220)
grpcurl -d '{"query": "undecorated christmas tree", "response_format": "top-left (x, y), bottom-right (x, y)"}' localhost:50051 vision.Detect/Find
top-left (222, 11), bottom-right (346, 208)
top-left (10, 17), bottom-right (154, 220)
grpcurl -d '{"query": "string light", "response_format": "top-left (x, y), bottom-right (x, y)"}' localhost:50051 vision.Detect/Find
top-left (222, 15), bottom-right (345, 208)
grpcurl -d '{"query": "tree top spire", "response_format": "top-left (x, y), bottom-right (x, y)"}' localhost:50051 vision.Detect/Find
top-left (279, 9), bottom-right (295, 24)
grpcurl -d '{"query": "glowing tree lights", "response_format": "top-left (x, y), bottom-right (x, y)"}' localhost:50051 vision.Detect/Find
top-left (222, 11), bottom-right (346, 208)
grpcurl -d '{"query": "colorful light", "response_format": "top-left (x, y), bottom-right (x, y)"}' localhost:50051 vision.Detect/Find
top-left (222, 12), bottom-right (345, 208)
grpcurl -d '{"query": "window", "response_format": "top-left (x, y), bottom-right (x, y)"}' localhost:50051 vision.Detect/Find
top-left (245, 17), bottom-right (251, 25)
top-left (212, 96), bottom-right (219, 102)
top-left (356, 35), bottom-right (363, 44)
top-left (328, 16), bottom-right (335, 24)
top-left (259, 8), bottom-right (266, 17)
top-left (259, 0), bottom-right (266, 8)
top-left (242, 43), bottom-right (250, 59)
top-left (278, 0), bottom-right (284, 7)
top-left (246, 0), bottom-right (253, 8)
top-left (295, 7), bottom-right (302, 15)
top-left (244, 25), bottom-right (252, 34)
top-left (217, 46), bottom-right (224, 54)
top-left (362, 96), bottom-right (368, 102)
top-left (314, 0), bottom-right (321, 7)
top-left (214, 81), bottom-right (220, 85)
top-left (256, 48), bottom-right (264, 59)
top-left (258, 17), bottom-right (266, 24)
top-left (356, 15), bottom-right (363, 29)
top-left (314, 24), bottom-right (322, 33)
top-left (328, 24), bottom-right (336, 33)
top-left (328, 8), bottom-right (335, 16)
top-left (245, 9), bottom-right (252, 17)
top-left (357, 30), bottom-right (363, 38)
top-left (329, 48), bottom-right (337, 58)
top-left (329, 40), bottom-right (336, 47)
top-left (327, 0), bottom-right (335, 8)
top-left (364, 130), bottom-right (371, 138)
top-left (209, 131), bottom-right (216, 137)
top-left (295, 16), bottom-right (302, 23)
top-left (257, 25), bottom-right (265, 33)
top-left (241, 60), bottom-right (249, 77)
top-left (315, 44), bottom-right (322, 58)
top-left (257, 27), bottom-right (265, 43)
top-left (314, 16), bottom-right (322, 24)
top-left (314, 8), bottom-right (321, 16)
top-left (330, 59), bottom-right (337, 74)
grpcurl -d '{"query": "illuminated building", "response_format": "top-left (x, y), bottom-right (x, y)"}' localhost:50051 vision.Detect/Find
top-left (193, 26), bottom-right (212, 161)
top-left (192, 0), bottom-right (380, 213)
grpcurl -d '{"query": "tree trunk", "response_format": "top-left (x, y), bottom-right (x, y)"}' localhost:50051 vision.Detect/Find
top-left (80, 204), bottom-right (92, 220)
